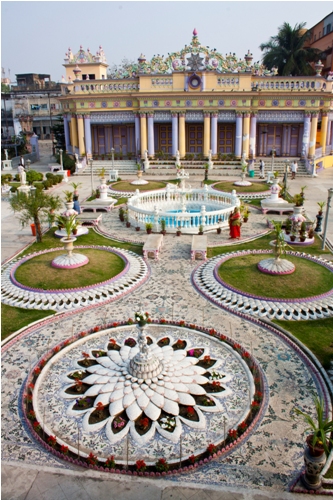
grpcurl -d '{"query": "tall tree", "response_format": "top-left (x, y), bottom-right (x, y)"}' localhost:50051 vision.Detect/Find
top-left (260, 22), bottom-right (321, 76)
top-left (10, 190), bottom-right (62, 242)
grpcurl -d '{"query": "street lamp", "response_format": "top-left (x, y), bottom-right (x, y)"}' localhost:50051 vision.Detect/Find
top-left (270, 148), bottom-right (276, 173)
top-left (283, 160), bottom-right (289, 198)
top-left (59, 149), bottom-right (63, 170)
top-left (111, 147), bottom-right (115, 170)
top-left (321, 187), bottom-right (333, 250)
top-left (26, 159), bottom-right (31, 171)
top-left (89, 158), bottom-right (94, 195)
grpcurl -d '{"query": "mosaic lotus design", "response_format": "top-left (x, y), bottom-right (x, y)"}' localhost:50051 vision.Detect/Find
top-left (61, 331), bottom-right (230, 445)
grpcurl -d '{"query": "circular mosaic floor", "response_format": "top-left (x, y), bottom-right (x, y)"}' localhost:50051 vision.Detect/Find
top-left (1, 247), bottom-right (149, 311)
top-left (27, 324), bottom-right (265, 468)
top-left (192, 249), bottom-right (333, 321)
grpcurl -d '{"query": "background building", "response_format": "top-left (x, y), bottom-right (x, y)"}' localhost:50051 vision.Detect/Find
top-left (56, 30), bottom-right (332, 164)
top-left (305, 11), bottom-right (333, 77)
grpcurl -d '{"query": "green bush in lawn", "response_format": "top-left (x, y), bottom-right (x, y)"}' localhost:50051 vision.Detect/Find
top-left (26, 170), bottom-right (43, 185)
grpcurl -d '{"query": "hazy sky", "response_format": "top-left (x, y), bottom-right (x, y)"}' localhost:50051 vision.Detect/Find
top-left (1, 1), bottom-right (332, 83)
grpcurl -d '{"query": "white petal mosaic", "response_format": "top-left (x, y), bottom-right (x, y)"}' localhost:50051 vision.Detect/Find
top-left (31, 324), bottom-right (260, 465)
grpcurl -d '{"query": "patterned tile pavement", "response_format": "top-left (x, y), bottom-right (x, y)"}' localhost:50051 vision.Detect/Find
top-left (1, 206), bottom-right (332, 497)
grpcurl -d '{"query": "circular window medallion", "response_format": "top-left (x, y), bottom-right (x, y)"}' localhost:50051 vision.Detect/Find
top-left (299, 100), bottom-right (306, 106)
top-left (198, 99), bottom-right (204, 106)
top-left (259, 100), bottom-right (266, 106)
top-left (189, 73), bottom-right (201, 89)
top-left (218, 100), bottom-right (225, 106)
top-left (285, 100), bottom-right (292, 107)
top-left (230, 100), bottom-right (237, 106)
top-left (186, 100), bottom-right (192, 106)
top-left (272, 100), bottom-right (279, 106)
top-left (101, 101), bottom-right (107, 108)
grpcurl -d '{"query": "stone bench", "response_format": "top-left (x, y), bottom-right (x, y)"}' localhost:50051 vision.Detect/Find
top-left (76, 212), bottom-right (103, 226)
top-left (191, 235), bottom-right (207, 261)
top-left (80, 199), bottom-right (116, 213)
top-left (143, 234), bottom-right (163, 260)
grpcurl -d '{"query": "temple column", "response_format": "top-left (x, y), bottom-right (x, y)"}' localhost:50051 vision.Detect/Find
top-left (171, 112), bottom-right (178, 156)
top-left (203, 112), bottom-right (211, 157)
top-left (140, 113), bottom-right (147, 159)
top-left (147, 113), bottom-right (155, 157)
top-left (77, 115), bottom-right (85, 156)
top-left (235, 112), bottom-right (242, 158)
top-left (327, 120), bottom-right (332, 148)
top-left (320, 112), bottom-right (328, 155)
top-left (134, 114), bottom-right (140, 156)
top-left (308, 112), bottom-right (319, 159)
top-left (84, 114), bottom-right (92, 157)
top-left (249, 113), bottom-right (257, 158)
top-left (242, 112), bottom-right (250, 158)
top-left (211, 113), bottom-right (218, 156)
top-left (70, 114), bottom-right (78, 151)
top-left (331, 121), bottom-right (333, 154)
top-left (179, 112), bottom-right (186, 158)
top-left (63, 114), bottom-right (70, 153)
top-left (302, 112), bottom-right (311, 158)
top-left (282, 124), bottom-right (288, 156)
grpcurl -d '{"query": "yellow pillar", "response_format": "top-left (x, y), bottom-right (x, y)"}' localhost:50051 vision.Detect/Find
top-left (308, 113), bottom-right (318, 159)
top-left (242, 112), bottom-right (250, 158)
top-left (70, 114), bottom-right (78, 149)
top-left (320, 112), bottom-right (328, 154)
top-left (179, 113), bottom-right (186, 158)
top-left (77, 114), bottom-right (85, 155)
top-left (140, 113), bottom-right (147, 158)
top-left (203, 112), bottom-right (210, 157)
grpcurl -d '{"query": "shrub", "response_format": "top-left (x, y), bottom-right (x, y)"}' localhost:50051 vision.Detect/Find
top-left (1, 173), bottom-right (13, 184)
top-left (26, 170), bottom-right (43, 185)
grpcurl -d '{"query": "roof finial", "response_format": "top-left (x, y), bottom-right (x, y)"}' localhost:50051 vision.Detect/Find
top-left (193, 28), bottom-right (198, 36)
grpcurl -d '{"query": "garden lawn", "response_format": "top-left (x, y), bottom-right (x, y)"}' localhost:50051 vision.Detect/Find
top-left (110, 181), bottom-right (166, 191)
top-left (20, 228), bottom-right (143, 257)
top-left (213, 181), bottom-right (270, 193)
top-left (1, 304), bottom-right (55, 341)
top-left (207, 233), bottom-right (332, 258)
top-left (218, 254), bottom-right (333, 299)
top-left (15, 249), bottom-right (125, 290)
top-left (273, 318), bottom-right (333, 369)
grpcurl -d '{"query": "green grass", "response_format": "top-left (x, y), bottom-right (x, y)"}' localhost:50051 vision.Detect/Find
top-left (1, 304), bottom-right (55, 341)
top-left (273, 318), bottom-right (333, 369)
top-left (213, 181), bottom-right (270, 193)
top-left (15, 249), bottom-right (125, 290)
top-left (207, 233), bottom-right (332, 259)
top-left (20, 228), bottom-right (143, 257)
top-left (114, 197), bottom-right (128, 206)
top-left (218, 254), bottom-right (333, 299)
top-left (110, 181), bottom-right (166, 192)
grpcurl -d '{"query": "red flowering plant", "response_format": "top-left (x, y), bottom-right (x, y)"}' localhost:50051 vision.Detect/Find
top-left (105, 455), bottom-right (115, 468)
top-left (159, 318), bottom-right (167, 324)
top-left (112, 322), bottom-right (119, 327)
top-left (34, 367), bottom-right (41, 375)
top-left (27, 382), bottom-right (35, 392)
top-left (53, 346), bottom-right (61, 354)
top-left (138, 417), bottom-right (150, 431)
top-left (209, 328), bottom-right (217, 336)
top-left (24, 393), bottom-right (33, 403)
top-left (254, 391), bottom-right (263, 402)
top-left (155, 458), bottom-right (169, 472)
top-left (203, 355), bottom-right (211, 363)
top-left (127, 318), bottom-right (134, 325)
top-left (87, 452), bottom-right (98, 466)
top-left (178, 320), bottom-right (185, 326)
top-left (188, 454), bottom-right (197, 464)
top-left (158, 337), bottom-right (169, 346)
top-left (207, 443), bottom-right (217, 455)
top-left (95, 402), bottom-right (105, 416)
top-left (136, 459), bottom-right (146, 472)
top-left (237, 421), bottom-right (247, 434)
top-left (60, 444), bottom-right (69, 455)
top-left (47, 435), bottom-right (57, 447)
top-left (33, 421), bottom-right (41, 430)
top-left (242, 351), bottom-right (250, 359)
top-left (186, 406), bottom-right (196, 419)
top-left (173, 339), bottom-right (186, 350)
top-left (251, 401), bottom-right (260, 412)
top-left (93, 326), bottom-right (100, 333)
top-left (27, 409), bottom-right (36, 420)
top-left (228, 429), bottom-right (238, 441)
top-left (211, 381), bottom-right (221, 388)
top-left (75, 379), bottom-right (84, 392)
top-left (79, 331), bottom-right (87, 337)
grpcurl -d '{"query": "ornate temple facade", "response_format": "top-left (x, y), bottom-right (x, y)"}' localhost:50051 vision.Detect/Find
top-left (59, 30), bottom-right (333, 162)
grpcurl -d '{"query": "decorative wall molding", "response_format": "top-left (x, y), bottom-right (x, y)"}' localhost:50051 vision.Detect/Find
top-left (257, 111), bottom-right (305, 123)
top-left (90, 112), bottom-right (135, 124)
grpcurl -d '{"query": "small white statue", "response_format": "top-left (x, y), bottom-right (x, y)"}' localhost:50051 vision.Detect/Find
top-left (208, 150), bottom-right (212, 162)
top-left (74, 153), bottom-right (79, 163)
top-left (18, 165), bottom-right (26, 185)
top-left (144, 150), bottom-right (148, 161)
top-left (176, 150), bottom-right (180, 163)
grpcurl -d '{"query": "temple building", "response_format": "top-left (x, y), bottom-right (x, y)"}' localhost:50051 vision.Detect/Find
top-left (59, 29), bottom-right (333, 164)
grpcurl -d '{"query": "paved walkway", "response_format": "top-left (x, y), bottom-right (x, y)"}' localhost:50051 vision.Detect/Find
top-left (1, 148), bottom-right (333, 499)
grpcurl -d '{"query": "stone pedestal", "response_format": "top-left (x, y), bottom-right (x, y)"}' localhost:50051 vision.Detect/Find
top-left (17, 184), bottom-right (31, 195)
top-left (99, 177), bottom-right (109, 200)
top-left (51, 237), bottom-right (89, 269)
top-left (2, 160), bottom-right (12, 171)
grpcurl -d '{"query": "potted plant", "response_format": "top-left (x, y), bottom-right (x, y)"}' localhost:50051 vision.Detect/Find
top-left (242, 207), bottom-right (250, 223)
top-left (315, 201), bottom-right (326, 233)
top-left (70, 182), bottom-right (82, 198)
top-left (198, 224), bottom-right (204, 235)
top-left (284, 217), bottom-right (292, 235)
top-left (96, 188), bottom-right (100, 199)
top-left (308, 225), bottom-right (315, 239)
top-left (299, 221), bottom-right (307, 242)
top-left (160, 219), bottom-right (166, 235)
top-left (119, 207), bottom-right (125, 222)
top-left (176, 224), bottom-right (181, 236)
top-left (125, 211), bottom-right (131, 228)
top-left (300, 186), bottom-right (307, 205)
top-left (145, 222), bottom-right (153, 234)
top-left (63, 190), bottom-right (73, 203)
top-left (72, 221), bottom-right (79, 236)
top-left (293, 193), bottom-right (303, 207)
top-left (294, 394), bottom-right (333, 490)
top-left (290, 225), bottom-right (297, 242)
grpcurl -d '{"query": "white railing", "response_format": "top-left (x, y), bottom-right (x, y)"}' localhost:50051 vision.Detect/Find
top-left (127, 185), bottom-right (239, 233)
top-left (251, 78), bottom-right (328, 91)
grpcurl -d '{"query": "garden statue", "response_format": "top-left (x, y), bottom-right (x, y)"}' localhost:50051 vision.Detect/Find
top-left (143, 149), bottom-right (150, 171)
top-left (18, 165), bottom-right (26, 185)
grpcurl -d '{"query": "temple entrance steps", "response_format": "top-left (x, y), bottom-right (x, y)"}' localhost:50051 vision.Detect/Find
top-left (251, 158), bottom-right (311, 177)
top-left (82, 160), bottom-right (138, 176)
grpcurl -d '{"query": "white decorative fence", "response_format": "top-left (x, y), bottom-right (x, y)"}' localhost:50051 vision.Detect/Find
top-left (127, 185), bottom-right (240, 234)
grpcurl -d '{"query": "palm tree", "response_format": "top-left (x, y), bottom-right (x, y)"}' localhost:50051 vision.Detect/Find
top-left (260, 22), bottom-right (321, 76)
top-left (10, 191), bottom-right (62, 242)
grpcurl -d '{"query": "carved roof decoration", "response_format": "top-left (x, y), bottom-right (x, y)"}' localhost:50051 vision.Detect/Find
top-left (108, 28), bottom-right (271, 79)
top-left (64, 45), bottom-right (107, 65)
